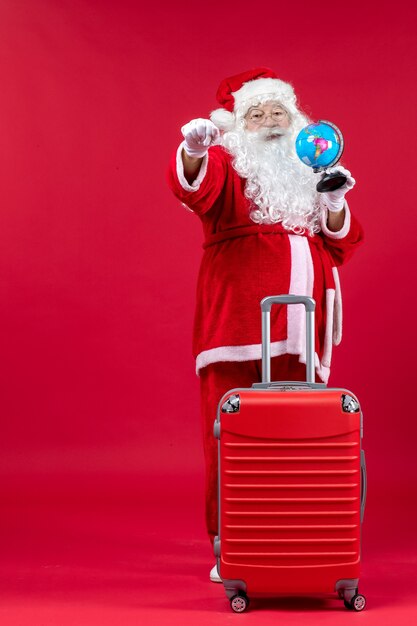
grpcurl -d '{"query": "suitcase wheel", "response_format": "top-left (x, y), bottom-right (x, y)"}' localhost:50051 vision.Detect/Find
top-left (230, 593), bottom-right (249, 613)
top-left (344, 594), bottom-right (366, 612)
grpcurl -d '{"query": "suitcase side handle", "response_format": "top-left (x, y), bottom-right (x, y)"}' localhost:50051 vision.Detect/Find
top-left (360, 449), bottom-right (367, 522)
top-left (260, 295), bottom-right (316, 384)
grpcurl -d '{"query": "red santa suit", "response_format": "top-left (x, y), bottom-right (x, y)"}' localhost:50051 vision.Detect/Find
top-left (168, 143), bottom-right (363, 383)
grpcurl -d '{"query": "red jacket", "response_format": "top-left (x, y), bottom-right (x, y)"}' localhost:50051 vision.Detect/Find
top-left (167, 143), bottom-right (364, 383)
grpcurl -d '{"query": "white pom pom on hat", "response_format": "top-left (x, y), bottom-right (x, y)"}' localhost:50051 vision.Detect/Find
top-left (210, 67), bottom-right (297, 131)
top-left (210, 107), bottom-right (236, 132)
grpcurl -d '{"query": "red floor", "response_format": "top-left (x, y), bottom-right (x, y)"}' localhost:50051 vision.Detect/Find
top-left (0, 473), bottom-right (416, 625)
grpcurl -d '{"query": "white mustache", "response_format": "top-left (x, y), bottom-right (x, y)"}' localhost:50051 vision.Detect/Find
top-left (255, 127), bottom-right (289, 140)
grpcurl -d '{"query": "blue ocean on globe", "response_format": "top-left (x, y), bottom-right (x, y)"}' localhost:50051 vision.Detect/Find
top-left (295, 122), bottom-right (342, 169)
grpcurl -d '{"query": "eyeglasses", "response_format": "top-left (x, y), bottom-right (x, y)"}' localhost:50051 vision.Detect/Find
top-left (246, 109), bottom-right (288, 125)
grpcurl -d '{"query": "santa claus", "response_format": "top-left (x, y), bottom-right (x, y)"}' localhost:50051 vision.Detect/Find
top-left (167, 68), bottom-right (363, 582)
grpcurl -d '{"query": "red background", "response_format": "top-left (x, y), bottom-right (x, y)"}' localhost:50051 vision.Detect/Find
top-left (0, 1), bottom-right (416, 624)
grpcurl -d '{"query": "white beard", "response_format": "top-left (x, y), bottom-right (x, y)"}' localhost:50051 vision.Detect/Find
top-left (221, 120), bottom-right (321, 235)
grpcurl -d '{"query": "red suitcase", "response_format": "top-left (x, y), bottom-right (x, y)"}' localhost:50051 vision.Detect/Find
top-left (214, 295), bottom-right (366, 613)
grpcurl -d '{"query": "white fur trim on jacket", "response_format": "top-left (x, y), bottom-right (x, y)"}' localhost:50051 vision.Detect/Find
top-left (195, 343), bottom-right (330, 384)
top-left (320, 202), bottom-right (351, 239)
top-left (332, 267), bottom-right (343, 345)
top-left (175, 141), bottom-right (209, 194)
top-left (321, 288), bottom-right (336, 367)
top-left (287, 235), bottom-right (314, 356)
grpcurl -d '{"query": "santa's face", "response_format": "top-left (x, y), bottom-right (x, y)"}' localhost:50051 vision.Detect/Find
top-left (244, 101), bottom-right (291, 135)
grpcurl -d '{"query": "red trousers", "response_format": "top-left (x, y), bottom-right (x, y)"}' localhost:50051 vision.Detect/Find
top-left (199, 355), bottom-right (322, 545)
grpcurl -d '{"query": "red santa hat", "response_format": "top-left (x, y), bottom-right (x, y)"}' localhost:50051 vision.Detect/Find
top-left (210, 67), bottom-right (298, 131)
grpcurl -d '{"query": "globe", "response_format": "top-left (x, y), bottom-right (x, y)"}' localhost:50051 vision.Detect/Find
top-left (295, 120), bottom-right (344, 171)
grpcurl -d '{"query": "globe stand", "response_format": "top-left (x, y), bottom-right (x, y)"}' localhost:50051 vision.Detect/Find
top-left (315, 170), bottom-right (347, 193)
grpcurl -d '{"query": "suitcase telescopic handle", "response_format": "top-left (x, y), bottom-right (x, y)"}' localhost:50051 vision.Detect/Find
top-left (260, 295), bottom-right (316, 384)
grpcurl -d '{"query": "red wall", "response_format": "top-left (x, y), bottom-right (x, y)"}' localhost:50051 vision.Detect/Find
top-left (0, 0), bottom-right (416, 506)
